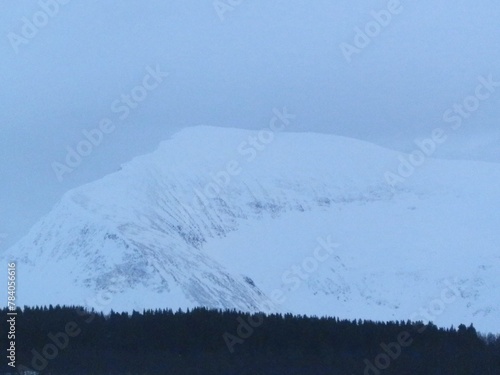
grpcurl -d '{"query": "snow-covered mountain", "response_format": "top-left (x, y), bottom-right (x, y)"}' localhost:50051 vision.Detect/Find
top-left (2, 126), bottom-right (499, 333)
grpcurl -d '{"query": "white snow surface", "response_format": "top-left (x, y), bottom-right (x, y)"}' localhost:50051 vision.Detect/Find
top-left (2, 126), bottom-right (499, 333)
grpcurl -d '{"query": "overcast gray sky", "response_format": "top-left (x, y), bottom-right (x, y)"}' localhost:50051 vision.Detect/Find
top-left (1, 0), bottom-right (500, 251)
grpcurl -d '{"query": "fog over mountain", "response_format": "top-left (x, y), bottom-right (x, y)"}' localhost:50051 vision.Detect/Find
top-left (1, 0), bottom-right (500, 253)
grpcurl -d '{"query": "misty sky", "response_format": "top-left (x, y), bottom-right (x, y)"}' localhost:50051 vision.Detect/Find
top-left (1, 0), bottom-right (500, 250)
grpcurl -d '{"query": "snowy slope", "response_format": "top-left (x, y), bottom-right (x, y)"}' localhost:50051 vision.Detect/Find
top-left (2, 126), bottom-right (499, 333)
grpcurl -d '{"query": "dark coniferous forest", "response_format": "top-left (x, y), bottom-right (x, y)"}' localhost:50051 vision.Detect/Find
top-left (1, 306), bottom-right (499, 375)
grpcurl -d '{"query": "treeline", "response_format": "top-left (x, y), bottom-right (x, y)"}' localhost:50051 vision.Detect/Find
top-left (1, 306), bottom-right (499, 375)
